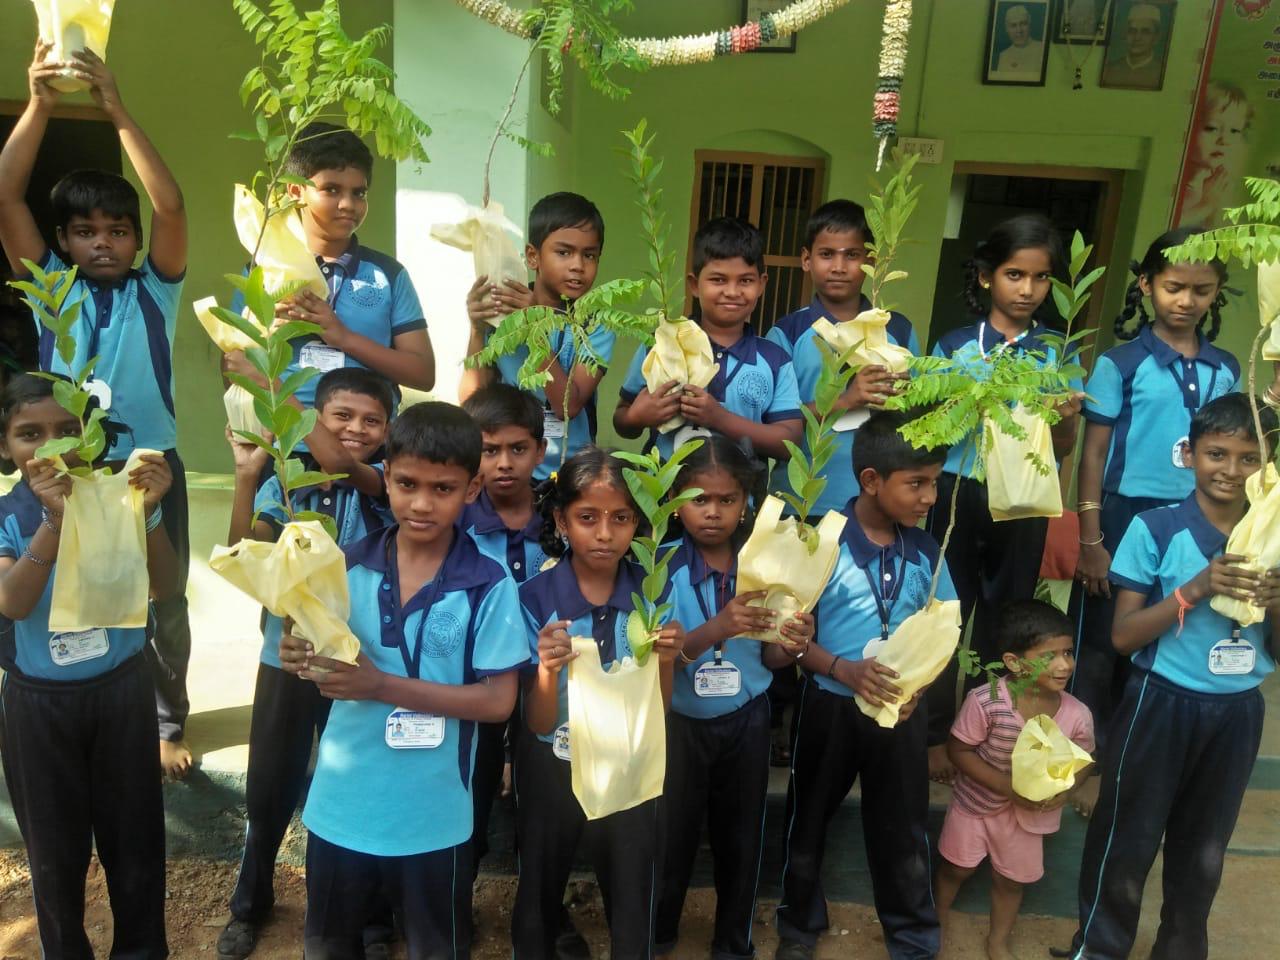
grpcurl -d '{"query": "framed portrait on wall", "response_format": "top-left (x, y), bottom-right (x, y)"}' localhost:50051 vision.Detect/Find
top-left (1053, 0), bottom-right (1111, 45)
top-left (983, 0), bottom-right (1051, 86)
top-left (744, 1), bottom-right (798, 52)
top-left (1100, 0), bottom-right (1176, 90)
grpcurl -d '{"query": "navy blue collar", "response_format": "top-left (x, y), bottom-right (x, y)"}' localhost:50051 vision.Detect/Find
top-left (465, 488), bottom-right (541, 540)
top-left (546, 552), bottom-right (645, 621)
top-left (705, 326), bottom-right (760, 365)
top-left (839, 498), bottom-right (920, 568)
top-left (668, 534), bottom-right (736, 586)
top-left (315, 236), bottom-right (362, 274)
top-left (1139, 323), bottom-right (1225, 370)
top-left (1173, 494), bottom-right (1229, 557)
top-left (345, 523), bottom-right (494, 593)
top-left (807, 292), bottom-right (872, 322)
top-left (0, 480), bottom-right (42, 536)
top-left (83, 266), bottom-right (143, 293)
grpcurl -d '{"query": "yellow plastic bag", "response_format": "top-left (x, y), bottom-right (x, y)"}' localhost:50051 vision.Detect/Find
top-left (1211, 463), bottom-right (1280, 627)
top-left (811, 308), bottom-right (913, 374)
top-left (855, 598), bottom-right (962, 727)
top-left (567, 636), bottom-right (666, 820)
top-left (430, 201), bottom-right (527, 326)
top-left (31, 0), bottom-right (116, 93)
top-left (1011, 713), bottom-right (1093, 802)
top-left (735, 495), bottom-right (846, 643)
top-left (233, 185), bottom-right (328, 301)
top-left (49, 448), bottom-right (158, 632)
top-left (209, 520), bottom-right (360, 663)
top-left (984, 404), bottom-right (1063, 521)
top-left (193, 296), bottom-right (268, 437)
top-left (1257, 258), bottom-right (1280, 361)
top-left (641, 319), bottom-right (720, 433)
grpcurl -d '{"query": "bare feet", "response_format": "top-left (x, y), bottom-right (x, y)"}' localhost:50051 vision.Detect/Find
top-left (985, 934), bottom-right (1015, 960)
top-left (1072, 777), bottom-right (1100, 818)
top-left (929, 743), bottom-right (956, 784)
top-left (160, 739), bottom-right (193, 781)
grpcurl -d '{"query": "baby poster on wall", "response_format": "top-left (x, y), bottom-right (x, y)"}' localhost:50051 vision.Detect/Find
top-left (983, 0), bottom-right (1051, 85)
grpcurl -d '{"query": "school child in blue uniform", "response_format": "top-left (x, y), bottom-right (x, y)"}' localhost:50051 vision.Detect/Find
top-left (766, 199), bottom-right (921, 515)
top-left (463, 193), bottom-right (614, 478)
top-left (775, 410), bottom-right (955, 960)
top-left (512, 448), bottom-right (687, 960)
top-left (229, 122), bottom-right (435, 409)
top-left (924, 215), bottom-right (1083, 780)
top-left (0, 374), bottom-right (178, 958)
top-left (459, 384), bottom-right (548, 877)
top-left (1070, 227), bottom-right (1239, 814)
top-left (656, 435), bottom-right (813, 959)
top-left (0, 43), bottom-right (195, 778)
top-left (218, 368), bottom-right (395, 960)
top-left (615, 217), bottom-right (803, 463)
top-left (1066, 394), bottom-right (1278, 960)
top-left (279, 401), bottom-right (528, 960)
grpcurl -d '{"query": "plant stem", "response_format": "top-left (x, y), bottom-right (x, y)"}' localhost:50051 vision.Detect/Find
top-left (483, 46), bottom-right (537, 208)
top-left (928, 459), bottom-right (966, 606)
top-left (1245, 324), bottom-right (1272, 474)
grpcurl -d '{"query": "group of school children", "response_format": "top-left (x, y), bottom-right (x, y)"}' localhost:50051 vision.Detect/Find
top-left (0, 43), bottom-right (1276, 960)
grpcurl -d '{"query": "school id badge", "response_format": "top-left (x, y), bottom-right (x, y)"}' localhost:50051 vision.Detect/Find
top-left (49, 629), bottom-right (109, 667)
top-left (694, 661), bottom-right (741, 697)
top-left (385, 707), bottom-right (445, 749)
top-left (299, 341), bottom-right (346, 373)
top-left (1208, 637), bottom-right (1256, 676)
top-left (542, 408), bottom-right (566, 440)
top-left (552, 722), bottom-right (571, 761)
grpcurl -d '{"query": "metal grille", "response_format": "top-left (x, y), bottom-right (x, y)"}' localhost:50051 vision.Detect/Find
top-left (687, 150), bottom-right (826, 335)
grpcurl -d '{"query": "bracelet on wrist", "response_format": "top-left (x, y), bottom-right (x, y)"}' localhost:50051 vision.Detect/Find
top-left (145, 504), bottom-right (164, 534)
top-left (1076, 500), bottom-right (1102, 513)
top-left (40, 508), bottom-right (61, 535)
top-left (678, 648), bottom-right (696, 665)
top-left (826, 655), bottom-right (841, 679)
top-left (1173, 586), bottom-right (1196, 636)
top-left (1079, 534), bottom-right (1104, 546)
top-left (22, 546), bottom-right (52, 567)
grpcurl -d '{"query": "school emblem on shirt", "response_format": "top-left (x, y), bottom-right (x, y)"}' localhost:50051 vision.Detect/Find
top-left (904, 569), bottom-right (929, 611)
top-left (423, 611), bottom-right (463, 657)
top-left (349, 275), bottom-right (388, 308)
top-left (736, 370), bottom-right (770, 410)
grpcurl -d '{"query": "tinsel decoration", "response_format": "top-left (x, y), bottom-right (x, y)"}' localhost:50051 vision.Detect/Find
top-left (873, 0), bottom-right (912, 170)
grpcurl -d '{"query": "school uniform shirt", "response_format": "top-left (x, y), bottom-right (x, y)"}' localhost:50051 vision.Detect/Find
top-left (931, 320), bottom-right (1083, 479)
top-left (663, 535), bottom-right (773, 719)
top-left (811, 501), bottom-right (957, 698)
top-left (253, 463), bottom-right (393, 668)
top-left (0, 481), bottom-right (146, 680)
top-left (767, 296), bottom-right (920, 513)
top-left (619, 325), bottom-right (802, 460)
top-left (462, 489), bottom-right (547, 584)
top-left (35, 250), bottom-right (183, 459)
top-left (1109, 495), bottom-right (1275, 694)
top-left (1083, 325), bottom-right (1239, 501)
top-left (494, 324), bottom-right (615, 480)
top-left (518, 555), bottom-right (657, 745)
top-left (232, 238), bottom-right (427, 410)
top-left (300, 526), bottom-right (526, 857)
top-left (949, 678), bottom-right (1094, 834)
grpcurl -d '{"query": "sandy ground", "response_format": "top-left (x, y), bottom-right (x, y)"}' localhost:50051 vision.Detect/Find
top-left (0, 849), bottom-right (1276, 960)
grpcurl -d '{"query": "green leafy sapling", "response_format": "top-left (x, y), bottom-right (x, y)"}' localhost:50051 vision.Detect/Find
top-left (620, 119), bottom-right (680, 322)
top-left (861, 151), bottom-right (922, 312)
top-left (8, 262), bottom-right (108, 473)
top-left (613, 442), bottom-right (703, 666)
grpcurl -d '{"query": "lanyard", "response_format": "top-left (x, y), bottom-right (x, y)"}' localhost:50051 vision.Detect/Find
top-left (860, 535), bottom-right (905, 643)
top-left (977, 321), bottom-right (1030, 362)
top-left (384, 538), bottom-right (448, 679)
top-left (692, 568), bottom-right (734, 665)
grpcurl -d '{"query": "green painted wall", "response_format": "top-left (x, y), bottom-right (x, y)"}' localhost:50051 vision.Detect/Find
top-left (0, 0), bottom-right (398, 473)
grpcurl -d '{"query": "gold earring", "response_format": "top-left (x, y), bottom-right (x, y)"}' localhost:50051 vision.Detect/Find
top-left (981, 281), bottom-right (991, 289)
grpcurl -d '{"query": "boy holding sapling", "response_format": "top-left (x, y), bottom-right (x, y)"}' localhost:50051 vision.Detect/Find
top-left (615, 217), bottom-right (803, 460)
top-left (775, 410), bottom-right (952, 960)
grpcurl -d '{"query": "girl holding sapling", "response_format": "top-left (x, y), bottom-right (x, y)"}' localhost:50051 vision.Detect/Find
top-left (924, 215), bottom-right (1084, 781)
top-left (512, 446), bottom-right (686, 960)
top-left (656, 435), bottom-right (813, 959)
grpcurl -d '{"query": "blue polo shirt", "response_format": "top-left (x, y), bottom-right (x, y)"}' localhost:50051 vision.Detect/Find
top-left (35, 250), bottom-right (183, 459)
top-left (931, 320), bottom-right (1083, 479)
top-left (493, 324), bottom-right (615, 480)
top-left (619, 325), bottom-right (802, 460)
top-left (1084, 325), bottom-right (1238, 501)
top-left (663, 536), bottom-right (772, 719)
top-left (1110, 495), bottom-right (1274, 694)
top-left (463, 489), bottom-right (547, 583)
top-left (253, 462), bottom-right (392, 668)
top-left (301, 526), bottom-right (527, 856)
top-left (519, 556), bottom-right (658, 745)
top-left (232, 239), bottom-right (426, 410)
top-left (767, 297), bottom-right (920, 512)
top-left (811, 500), bottom-right (957, 697)
top-left (0, 481), bottom-right (146, 681)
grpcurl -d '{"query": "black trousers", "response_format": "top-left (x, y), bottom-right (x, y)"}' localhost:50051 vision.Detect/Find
top-left (0, 655), bottom-right (167, 959)
top-left (511, 731), bottom-right (660, 960)
top-left (1068, 493), bottom-right (1170, 757)
top-left (229, 662), bottom-right (332, 923)
top-left (146, 447), bottom-right (192, 742)
top-left (304, 833), bottom-right (471, 960)
top-left (471, 702), bottom-right (519, 875)
top-left (1069, 671), bottom-right (1263, 960)
top-left (924, 472), bottom-right (1047, 745)
top-left (657, 694), bottom-right (771, 960)
top-left (776, 679), bottom-right (938, 960)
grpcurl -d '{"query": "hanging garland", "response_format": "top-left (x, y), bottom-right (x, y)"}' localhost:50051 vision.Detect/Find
top-left (872, 0), bottom-right (912, 169)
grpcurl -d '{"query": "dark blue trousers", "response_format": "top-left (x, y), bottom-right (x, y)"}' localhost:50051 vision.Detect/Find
top-left (1070, 670), bottom-right (1264, 960)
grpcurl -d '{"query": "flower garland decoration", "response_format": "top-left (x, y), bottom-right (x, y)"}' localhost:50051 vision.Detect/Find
top-left (452, 0), bottom-right (852, 66)
top-left (873, 0), bottom-right (912, 170)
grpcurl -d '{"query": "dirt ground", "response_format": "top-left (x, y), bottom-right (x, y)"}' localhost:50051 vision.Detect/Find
top-left (0, 850), bottom-right (1275, 959)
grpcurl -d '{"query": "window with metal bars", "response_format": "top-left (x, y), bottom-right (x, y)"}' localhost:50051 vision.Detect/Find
top-left (685, 149), bottom-right (826, 335)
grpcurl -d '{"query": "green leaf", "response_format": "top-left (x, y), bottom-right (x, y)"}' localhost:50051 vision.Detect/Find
top-left (210, 306), bottom-right (268, 348)
top-left (35, 436), bottom-right (82, 460)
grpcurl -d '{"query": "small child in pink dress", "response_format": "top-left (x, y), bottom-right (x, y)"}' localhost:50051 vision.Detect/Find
top-left (934, 600), bottom-right (1095, 960)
